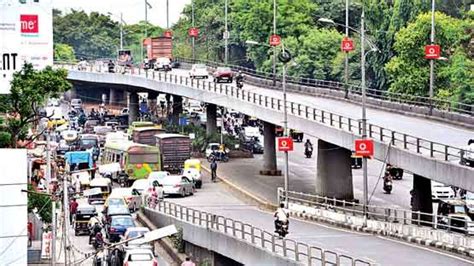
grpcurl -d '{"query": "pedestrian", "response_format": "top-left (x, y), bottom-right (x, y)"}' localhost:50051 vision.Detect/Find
top-left (69, 198), bottom-right (78, 225)
top-left (181, 257), bottom-right (196, 266)
top-left (210, 159), bottom-right (217, 182)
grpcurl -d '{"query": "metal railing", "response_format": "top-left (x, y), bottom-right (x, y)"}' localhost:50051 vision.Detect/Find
top-left (175, 57), bottom-right (474, 116)
top-left (279, 188), bottom-right (474, 238)
top-left (58, 63), bottom-right (472, 168)
top-left (144, 201), bottom-right (372, 265)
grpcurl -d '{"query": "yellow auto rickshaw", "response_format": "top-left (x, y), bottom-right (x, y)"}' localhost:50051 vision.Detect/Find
top-left (183, 159), bottom-right (202, 188)
top-left (88, 177), bottom-right (112, 204)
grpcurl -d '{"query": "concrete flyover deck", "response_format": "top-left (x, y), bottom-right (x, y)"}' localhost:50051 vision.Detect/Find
top-left (65, 68), bottom-right (474, 191)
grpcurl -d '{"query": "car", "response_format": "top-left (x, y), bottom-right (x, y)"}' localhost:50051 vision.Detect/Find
top-left (460, 140), bottom-right (474, 167)
top-left (431, 181), bottom-right (455, 201)
top-left (103, 204), bottom-right (131, 224)
top-left (437, 199), bottom-right (474, 235)
top-left (107, 215), bottom-right (135, 242)
top-left (462, 191), bottom-right (474, 216)
top-left (205, 143), bottom-right (220, 158)
top-left (110, 187), bottom-right (143, 212)
top-left (104, 196), bottom-right (128, 209)
top-left (213, 67), bottom-right (233, 83)
top-left (71, 98), bottom-right (82, 109)
top-left (122, 227), bottom-right (151, 247)
top-left (161, 176), bottom-right (195, 197)
top-left (122, 248), bottom-right (158, 266)
top-left (189, 64), bottom-right (209, 79)
top-left (154, 57), bottom-right (171, 71)
top-left (182, 168), bottom-right (202, 188)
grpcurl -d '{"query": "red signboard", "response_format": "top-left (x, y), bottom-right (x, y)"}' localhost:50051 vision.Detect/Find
top-left (269, 34), bottom-right (281, 46)
top-left (278, 137), bottom-right (294, 152)
top-left (424, 45), bottom-right (441, 59)
top-left (20, 14), bottom-right (39, 34)
top-left (188, 27), bottom-right (199, 37)
top-left (341, 37), bottom-right (354, 52)
top-left (164, 30), bottom-right (172, 38)
top-left (355, 139), bottom-right (374, 157)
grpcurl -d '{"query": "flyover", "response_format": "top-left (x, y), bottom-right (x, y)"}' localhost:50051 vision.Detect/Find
top-left (63, 67), bottom-right (474, 194)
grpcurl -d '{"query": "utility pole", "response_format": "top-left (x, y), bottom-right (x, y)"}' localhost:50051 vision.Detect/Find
top-left (166, 0), bottom-right (169, 29)
top-left (282, 58), bottom-right (289, 208)
top-left (63, 177), bottom-right (69, 265)
top-left (224, 0), bottom-right (229, 64)
top-left (120, 12), bottom-right (124, 50)
top-left (360, 9), bottom-right (368, 226)
top-left (429, 0), bottom-right (435, 115)
top-left (192, 0), bottom-right (195, 60)
top-left (272, 0), bottom-right (277, 86)
top-left (51, 201), bottom-right (56, 266)
top-left (344, 0), bottom-right (350, 98)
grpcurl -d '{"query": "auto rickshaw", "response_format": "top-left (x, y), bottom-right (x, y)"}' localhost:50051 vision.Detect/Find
top-left (88, 176), bottom-right (112, 204)
top-left (184, 159), bottom-right (202, 188)
top-left (74, 204), bottom-right (97, 236)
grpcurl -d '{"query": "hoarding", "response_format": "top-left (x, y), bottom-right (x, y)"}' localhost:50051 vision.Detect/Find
top-left (0, 1), bottom-right (21, 94)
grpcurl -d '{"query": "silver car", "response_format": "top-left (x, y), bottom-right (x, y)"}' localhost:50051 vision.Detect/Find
top-left (162, 175), bottom-right (195, 197)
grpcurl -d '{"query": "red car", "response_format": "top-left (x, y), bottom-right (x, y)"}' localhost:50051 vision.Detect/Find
top-left (213, 67), bottom-right (233, 83)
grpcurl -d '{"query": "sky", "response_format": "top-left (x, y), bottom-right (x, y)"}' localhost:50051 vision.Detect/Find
top-left (53, 0), bottom-right (191, 28)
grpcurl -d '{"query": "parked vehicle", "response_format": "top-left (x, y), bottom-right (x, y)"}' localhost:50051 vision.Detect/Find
top-left (106, 215), bottom-right (135, 242)
top-left (110, 187), bottom-right (143, 212)
top-left (74, 204), bottom-right (97, 236)
top-left (122, 248), bottom-right (158, 266)
top-left (431, 181), bottom-right (455, 201)
top-left (155, 134), bottom-right (191, 173)
top-left (213, 67), bottom-right (233, 83)
top-left (161, 176), bottom-right (195, 197)
top-left (189, 64), bottom-right (209, 79)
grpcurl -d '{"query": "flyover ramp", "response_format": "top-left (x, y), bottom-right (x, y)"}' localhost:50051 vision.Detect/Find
top-left (66, 69), bottom-right (474, 191)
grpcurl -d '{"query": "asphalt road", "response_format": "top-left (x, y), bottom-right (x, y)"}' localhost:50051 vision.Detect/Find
top-left (165, 173), bottom-right (472, 266)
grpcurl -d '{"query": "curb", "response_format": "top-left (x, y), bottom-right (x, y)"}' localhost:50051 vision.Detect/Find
top-left (201, 165), bottom-right (277, 211)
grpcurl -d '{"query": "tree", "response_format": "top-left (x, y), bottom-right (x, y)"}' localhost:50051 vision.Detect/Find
top-left (27, 184), bottom-right (52, 223)
top-left (0, 63), bottom-right (72, 147)
top-left (54, 43), bottom-right (75, 62)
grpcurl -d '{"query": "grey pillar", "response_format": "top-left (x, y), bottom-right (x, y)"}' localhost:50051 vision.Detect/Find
top-left (315, 139), bottom-right (354, 200)
top-left (171, 95), bottom-right (183, 126)
top-left (109, 88), bottom-right (116, 106)
top-left (128, 92), bottom-right (139, 125)
top-left (165, 94), bottom-right (171, 117)
top-left (411, 174), bottom-right (433, 225)
top-left (206, 104), bottom-right (217, 136)
top-left (148, 92), bottom-right (158, 116)
top-left (260, 122), bottom-right (281, 175)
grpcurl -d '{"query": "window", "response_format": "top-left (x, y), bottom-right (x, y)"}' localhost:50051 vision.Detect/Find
top-left (111, 217), bottom-right (134, 226)
top-left (129, 153), bottom-right (158, 164)
top-left (128, 253), bottom-right (153, 261)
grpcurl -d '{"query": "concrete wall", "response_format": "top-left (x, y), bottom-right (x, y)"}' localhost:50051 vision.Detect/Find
top-left (144, 208), bottom-right (301, 266)
top-left (66, 71), bottom-right (474, 191)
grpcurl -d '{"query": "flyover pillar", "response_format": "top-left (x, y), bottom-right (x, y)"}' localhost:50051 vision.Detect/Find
top-left (260, 122), bottom-right (281, 176)
top-left (109, 88), bottom-right (116, 106)
top-left (206, 104), bottom-right (217, 136)
top-left (315, 139), bottom-right (354, 200)
top-left (171, 95), bottom-right (183, 126)
top-left (128, 92), bottom-right (139, 125)
top-left (411, 174), bottom-right (433, 225)
top-left (148, 92), bottom-right (158, 116)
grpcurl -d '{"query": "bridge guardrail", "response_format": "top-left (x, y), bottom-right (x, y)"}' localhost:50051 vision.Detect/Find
top-left (175, 57), bottom-right (474, 117)
top-left (59, 63), bottom-right (472, 170)
top-left (145, 201), bottom-right (372, 265)
top-left (278, 188), bottom-right (474, 239)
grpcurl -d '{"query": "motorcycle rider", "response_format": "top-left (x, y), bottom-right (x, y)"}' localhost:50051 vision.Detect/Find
top-left (383, 165), bottom-right (393, 193)
top-left (89, 221), bottom-right (102, 245)
top-left (236, 71), bottom-right (244, 88)
top-left (274, 203), bottom-right (289, 234)
top-left (107, 60), bottom-right (115, 73)
top-left (304, 139), bottom-right (313, 157)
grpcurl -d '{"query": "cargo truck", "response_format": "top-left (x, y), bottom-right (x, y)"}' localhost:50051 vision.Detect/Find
top-left (143, 37), bottom-right (172, 71)
top-left (155, 133), bottom-right (191, 173)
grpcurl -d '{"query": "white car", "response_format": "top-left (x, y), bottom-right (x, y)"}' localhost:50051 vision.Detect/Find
top-left (154, 57), bottom-right (171, 71)
top-left (431, 181), bottom-right (455, 201)
top-left (189, 64), bottom-right (209, 79)
top-left (122, 248), bottom-right (158, 266)
top-left (161, 176), bottom-right (194, 197)
top-left (110, 187), bottom-right (143, 211)
top-left (122, 227), bottom-right (151, 248)
top-left (463, 192), bottom-right (474, 215)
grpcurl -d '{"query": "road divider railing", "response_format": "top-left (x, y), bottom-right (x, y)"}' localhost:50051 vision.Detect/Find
top-left (175, 57), bottom-right (474, 117)
top-left (278, 188), bottom-right (474, 253)
top-left (57, 63), bottom-right (473, 169)
top-left (145, 201), bottom-right (373, 265)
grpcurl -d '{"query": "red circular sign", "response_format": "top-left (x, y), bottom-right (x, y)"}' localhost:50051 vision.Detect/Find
top-left (269, 34), bottom-right (281, 46)
top-left (188, 27), bottom-right (199, 37)
top-left (341, 37), bottom-right (354, 52)
top-left (164, 30), bottom-right (172, 38)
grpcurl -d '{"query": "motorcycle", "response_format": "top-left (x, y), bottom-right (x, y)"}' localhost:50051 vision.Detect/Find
top-left (304, 147), bottom-right (313, 158)
top-left (236, 79), bottom-right (243, 89)
top-left (108, 63), bottom-right (115, 73)
top-left (275, 220), bottom-right (289, 238)
top-left (93, 232), bottom-right (104, 250)
top-left (117, 173), bottom-right (128, 187)
top-left (383, 179), bottom-right (393, 194)
top-left (207, 151), bottom-right (229, 163)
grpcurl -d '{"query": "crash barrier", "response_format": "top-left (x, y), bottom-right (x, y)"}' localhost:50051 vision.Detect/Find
top-left (175, 57), bottom-right (474, 117)
top-left (279, 188), bottom-right (474, 253)
top-left (144, 201), bottom-right (373, 266)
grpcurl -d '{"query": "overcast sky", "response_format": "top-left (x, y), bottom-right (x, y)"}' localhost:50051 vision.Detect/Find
top-left (53, 0), bottom-right (191, 28)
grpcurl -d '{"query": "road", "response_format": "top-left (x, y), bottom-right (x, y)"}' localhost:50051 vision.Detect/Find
top-left (164, 173), bottom-right (472, 266)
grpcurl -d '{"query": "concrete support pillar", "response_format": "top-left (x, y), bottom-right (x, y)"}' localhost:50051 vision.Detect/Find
top-left (148, 92), bottom-right (158, 116)
top-left (315, 139), bottom-right (354, 200)
top-left (260, 122), bottom-right (281, 176)
top-left (206, 104), bottom-right (217, 136)
top-left (128, 92), bottom-right (139, 125)
top-left (411, 174), bottom-right (433, 225)
top-left (109, 88), bottom-right (116, 106)
top-left (165, 94), bottom-right (171, 116)
top-left (171, 95), bottom-right (183, 126)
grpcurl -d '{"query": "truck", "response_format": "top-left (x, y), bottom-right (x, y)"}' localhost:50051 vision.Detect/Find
top-left (131, 127), bottom-right (165, 146)
top-left (143, 37), bottom-right (172, 71)
top-left (155, 133), bottom-right (191, 173)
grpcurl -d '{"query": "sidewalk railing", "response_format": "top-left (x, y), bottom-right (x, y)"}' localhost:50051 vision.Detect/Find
top-left (175, 57), bottom-right (474, 117)
top-left (278, 188), bottom-right (474, 238)
top-left (145, 201), bottom-right (373, 265)
top-left (57, 63), bottom-right (473, 170)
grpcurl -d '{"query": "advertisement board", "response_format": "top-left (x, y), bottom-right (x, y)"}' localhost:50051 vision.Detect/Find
top-left (0, 1), bottom-right (21, 94)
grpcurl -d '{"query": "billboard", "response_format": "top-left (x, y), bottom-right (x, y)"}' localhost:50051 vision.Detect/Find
top-left (0, 1), bottom-right (21, 94)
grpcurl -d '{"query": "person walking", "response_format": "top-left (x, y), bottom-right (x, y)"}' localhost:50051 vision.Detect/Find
top-left (69, 198), bottom-right (78, 225)
top-left (181, 257), bottom-right (196, 266)
top-left (210, 159), bottom-right (217, 182)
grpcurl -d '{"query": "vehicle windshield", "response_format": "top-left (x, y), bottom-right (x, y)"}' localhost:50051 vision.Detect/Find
top-left (80, 139), bottom-right (98, 148)
top-left (108, 198), bottom-right (125, 206)
top-left (195, 64), bottom-right (206, 69)
top-left (127, 230), bottom-right (148, 239)
top-left (111, 217), bottom-right (134, 226)
top-left (218, 67), bottom-right (231, 72)
top-left (465, 192), bottom-right (474, 200)
top-left (129, 153), bottom-right (158, 164)
top-left (128, 253), bottom-right (153, 261)
top-left (454, 205), bottom-right (466, 214)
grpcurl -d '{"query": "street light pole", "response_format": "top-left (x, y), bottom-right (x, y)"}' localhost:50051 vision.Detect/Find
top-left (429, 0), bottom-right (435, 115)
top-left (344, 0), bottom-right (350, 98)
top-left (224, 0), bottom-right (229, 64)
top-left (120, 12), bottom-right (124, 50)
top-left (166, 0), bottom-right (169, 29)
top-left (360, 9), bottom-right (368, 225)
top-left (272, 0), bottom-right (277, 86)
top-left (192, 0), bottom-right (195, 60)
top-left (282, 56), bottom-right (289, 208)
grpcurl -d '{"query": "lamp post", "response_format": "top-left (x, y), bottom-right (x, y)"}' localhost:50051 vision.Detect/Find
top-left (272, 0), bottom-right (277, 86)
top-left (429, 0), bottom-right (435, 115)
top-left (143, 0), bottom-right (153, 63)
top-left (192, 0), bottom-right (195, 60)
top-left (108, 12), bottom-right (126, 50)
top-left (224, 0), bottom-right (229, 64)
top-left (344, 0), bottom-right (350, 98)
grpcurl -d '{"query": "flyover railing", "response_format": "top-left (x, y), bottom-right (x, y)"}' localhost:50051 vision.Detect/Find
top-left (145, 201), bottom-right (373, 265)
top-left (278, 188), bottom-right (474, 238)
top-left (175, 57), bottom-right (474, 116)
top-left (59, 63), bottom-right (472, 169)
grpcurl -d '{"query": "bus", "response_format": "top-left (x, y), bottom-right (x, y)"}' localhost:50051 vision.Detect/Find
top-left (102, 141), bottom-right (161, 184)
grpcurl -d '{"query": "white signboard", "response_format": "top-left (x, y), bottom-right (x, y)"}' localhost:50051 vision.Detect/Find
top-left (40, 231), bottom-right (52, 259)
top-left (0, 1), bottom-right (21, 94)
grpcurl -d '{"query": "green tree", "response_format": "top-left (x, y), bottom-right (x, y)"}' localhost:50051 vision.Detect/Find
top-left (0, 63), bottom-right (72, 147)
top-left (54, 43), bottom-right (75, 62)
top-left (27, 184), bottom-right (52, 223)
